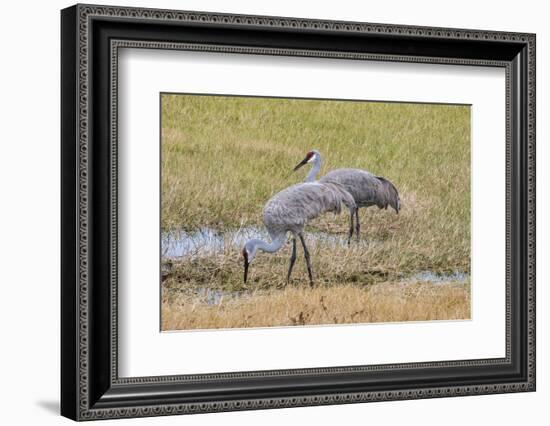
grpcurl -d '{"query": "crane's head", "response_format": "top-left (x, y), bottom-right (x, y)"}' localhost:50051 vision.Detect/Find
top-left (293, 149), bottom-right (320, 171)
top-left (242, 240), bottom-right (259, 283)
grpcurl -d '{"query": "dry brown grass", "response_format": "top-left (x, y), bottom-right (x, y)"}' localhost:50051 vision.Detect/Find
top-left (161, 281), bottom-right (470, 331)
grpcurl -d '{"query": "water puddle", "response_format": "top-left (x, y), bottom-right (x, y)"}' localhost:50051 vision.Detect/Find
top-left (195, 287), bottom-right (243, 306)
top-left (183, 271), bottom-right (469, 306)
top-left (170, 270), bottom-right (469, 307)
top-left (162, 226), bottom-right (370, 258)
top-left (404, 271), bottom-right (469, 284)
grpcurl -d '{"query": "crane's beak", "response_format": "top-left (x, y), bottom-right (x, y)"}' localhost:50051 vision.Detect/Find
top-left (293, 156), bottom-right (309, 172)
top-left (243, 250), bottom-right (249, 283)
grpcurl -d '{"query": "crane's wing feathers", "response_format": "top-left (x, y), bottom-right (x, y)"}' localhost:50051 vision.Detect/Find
top-left (320, 168), bottom-right (400, 213)
top-left (263, 182), bottom-right (356, 234)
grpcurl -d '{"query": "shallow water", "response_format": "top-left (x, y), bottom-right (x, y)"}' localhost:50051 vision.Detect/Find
top-left (161, 226), bottom-right (368, 258)
top-left (404, 271), bottom-right (469, 284)
top-left (186, 271), bottom-right (469, 306)
top-left (196, 287), bottom-right (243, 305)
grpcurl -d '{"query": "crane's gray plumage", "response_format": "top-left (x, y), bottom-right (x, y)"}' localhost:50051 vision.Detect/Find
top-left (321, 169), bottom-right (400, 213)
top-left (294, 150), bottom-right (400, 240)
top-left (242, 181), bottom-right (357, 285)
top-left (263, 181), bottom-right (356, 233)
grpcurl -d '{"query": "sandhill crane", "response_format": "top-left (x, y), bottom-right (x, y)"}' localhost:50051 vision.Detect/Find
top-left (293, 150), bottom-right (400, 240)
top-left (242, 181), bottom-right (356, 286)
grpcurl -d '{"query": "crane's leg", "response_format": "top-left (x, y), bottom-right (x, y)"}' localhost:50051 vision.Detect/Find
top-left (355, 208), bottom-right (360, 242)
top-left (347, 208), bottom-right (355, 245)
top-left (286, 237), bottom-right (297, 283)
top-left (298, 233), bottom-right (314, 286)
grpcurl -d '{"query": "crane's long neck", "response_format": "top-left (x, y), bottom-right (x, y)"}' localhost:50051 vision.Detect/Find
top-left (251, 234), bottom-right (286, 254)
top-left (305, 153), bottom-right (322, 182)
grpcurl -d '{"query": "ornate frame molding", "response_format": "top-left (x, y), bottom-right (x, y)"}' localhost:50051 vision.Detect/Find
top-left (61, 4), bottom-right (535, 421)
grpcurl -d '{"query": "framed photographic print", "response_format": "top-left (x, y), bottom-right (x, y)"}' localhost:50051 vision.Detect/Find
top-left (61, 3), bottom-right (536, 421)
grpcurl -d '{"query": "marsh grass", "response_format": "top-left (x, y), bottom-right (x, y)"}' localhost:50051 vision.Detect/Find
top-left (161, 94), bottom-right (471, 329)
top-left (161, 281), bottom-right (471, 330)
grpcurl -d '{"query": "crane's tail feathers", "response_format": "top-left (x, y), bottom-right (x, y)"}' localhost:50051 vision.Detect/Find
top-left (376, 176), bottom-right (400, 214)
top-left (323, 182), bottom-right (357, 215)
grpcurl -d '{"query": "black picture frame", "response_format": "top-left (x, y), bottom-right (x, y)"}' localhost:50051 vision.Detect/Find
top-left (61, 3), bottom-right (536, 421)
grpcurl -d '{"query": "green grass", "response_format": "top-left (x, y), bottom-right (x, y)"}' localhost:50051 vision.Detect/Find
top-left (161, 94), bottom-right (470, 293)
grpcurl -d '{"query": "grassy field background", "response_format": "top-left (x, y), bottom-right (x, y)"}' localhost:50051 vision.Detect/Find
top-left (161, 94), bottom-right (471, 330)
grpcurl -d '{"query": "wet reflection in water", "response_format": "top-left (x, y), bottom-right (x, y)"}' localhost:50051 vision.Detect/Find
top-left (161, 226), bottom-right (370, 258)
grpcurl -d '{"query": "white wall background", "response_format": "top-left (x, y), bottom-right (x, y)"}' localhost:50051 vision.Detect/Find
top-left (0, 0), bottom-right (546, 424)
